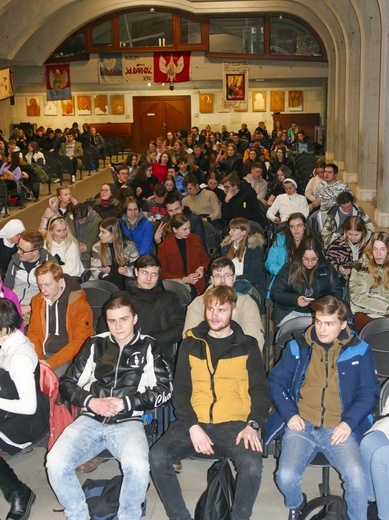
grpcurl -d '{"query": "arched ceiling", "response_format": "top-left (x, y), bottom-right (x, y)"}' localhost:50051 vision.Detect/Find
top-left (0, 0), bottom-right (368, 67)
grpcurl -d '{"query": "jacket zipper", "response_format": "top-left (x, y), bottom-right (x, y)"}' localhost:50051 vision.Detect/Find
top-left (209, 373), bottom-right (216, 424)
top-left (103, 345), bottom-right (122, 424)
top-left (320, 350), bottom-right (328, 426)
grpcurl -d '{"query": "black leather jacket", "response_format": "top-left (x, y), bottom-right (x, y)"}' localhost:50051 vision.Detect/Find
top-left (60, 329), bottom-right (171, 423)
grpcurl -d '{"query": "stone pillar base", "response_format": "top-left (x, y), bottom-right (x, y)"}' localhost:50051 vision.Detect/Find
top-left (374, 208), bottom-right (389, 227)
top-left (356, 187), bottom-right (377, 201)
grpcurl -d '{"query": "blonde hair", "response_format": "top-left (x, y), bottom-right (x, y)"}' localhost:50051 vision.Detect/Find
top-left (45, 216), bottom-right (78, 252)
top-left (363, 231), bottom-right (389, 289)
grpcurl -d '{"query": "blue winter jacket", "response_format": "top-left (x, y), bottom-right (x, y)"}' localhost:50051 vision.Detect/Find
top-left (265, 327), bottom-right (379, 445)
top-left (120, 213), bottom-right (154, 255)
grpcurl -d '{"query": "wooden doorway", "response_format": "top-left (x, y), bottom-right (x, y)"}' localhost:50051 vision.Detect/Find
top-left (132, 96), bottom-right (191, 152)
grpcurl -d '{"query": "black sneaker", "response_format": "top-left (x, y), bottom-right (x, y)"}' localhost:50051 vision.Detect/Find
top-left (288, 494), bottom-right (307, 520)
top-left (367, 501), bottom-right (378, 520)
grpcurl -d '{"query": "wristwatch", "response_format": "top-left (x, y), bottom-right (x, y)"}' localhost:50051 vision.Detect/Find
top-left (246, 420), bottom-right (260, 431)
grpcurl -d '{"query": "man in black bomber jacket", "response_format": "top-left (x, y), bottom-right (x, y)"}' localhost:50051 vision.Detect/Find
top-left (46, 294), bottom-right (171, 520)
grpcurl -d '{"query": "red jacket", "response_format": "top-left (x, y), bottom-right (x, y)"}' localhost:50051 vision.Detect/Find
top-left (158, 233), bottom-right (210, 295)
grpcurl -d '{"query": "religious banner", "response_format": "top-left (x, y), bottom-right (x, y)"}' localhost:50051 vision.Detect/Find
top-left (222, 61), bottom-right (249, 111)
top-left (122, 55), bottom-right (153, 84)
top-left (98, 54), bottom-right (123, 84)
top-left (153, 52), bottom-right (190, 84)
top-left (0, 68), bottom-right (14, 101)
top-left (46, 64), bottom-right (71, 100)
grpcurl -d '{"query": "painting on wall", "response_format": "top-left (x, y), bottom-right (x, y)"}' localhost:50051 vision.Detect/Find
top-left (26, 97), bottom-right (41, 117)
top-left (94, 94), bottom-right (108, 115)
top-left (289, 90), bottom-right (303, 111)
top-left (226, 74), bottom-right (245, 101)
top-left (252, 91), bottom-right (266, 112)
top-left (77, 95), bottom-right (92, 115)
top-left (61, 97), bottom-right (75, 116)
top-left (110, 95), bottom-right (125, 115)
top-left (199, 93), bottom-right (214, 113)
top-left (270, 91), bottom-right (285, 112)
top-left (44, 99), bottom-right (57, 116)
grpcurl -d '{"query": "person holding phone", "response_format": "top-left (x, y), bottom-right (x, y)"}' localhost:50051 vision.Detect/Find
top-left (270, 237), bottom-right (343, 326)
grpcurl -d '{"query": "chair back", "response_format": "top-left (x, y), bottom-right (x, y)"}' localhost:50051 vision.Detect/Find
top-left (162, 279), bottom-right (192, 307)
top-left (203, 221), bottom-right (220, 259)
top-left (359, 317), bottom-right (389, 379)
top-left (81, 280), bottom-right (119, 331)
top-left (275, 316), bottom-right (314, 362)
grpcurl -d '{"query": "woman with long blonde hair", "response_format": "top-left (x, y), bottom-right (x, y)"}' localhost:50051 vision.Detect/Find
top-left (349, 231), bottom-right (389, 331)
top-left (90, 217), bottom-right (139, 289)
top-left (45, 215), bottom-right (84, 277)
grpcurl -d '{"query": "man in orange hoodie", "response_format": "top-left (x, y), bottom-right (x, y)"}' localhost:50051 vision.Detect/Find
top-left (27, 260), bottom-right (93, 376)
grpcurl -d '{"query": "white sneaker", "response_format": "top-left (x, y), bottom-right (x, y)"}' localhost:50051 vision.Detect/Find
top-left (53, 178), bottom-right (61, 183)
top-left (71, 175), bottom-right (76, 183)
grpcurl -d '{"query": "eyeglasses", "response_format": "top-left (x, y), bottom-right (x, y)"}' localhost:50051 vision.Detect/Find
top-left (212, 273), bottom-right (234, 280)
top-left (17, 246), bottom-right (38, 254)
top-left (119, 171), bottom-right (130, 176)
top-left (302, 256), bottom-right (319, 264)
top-left (223, 185), bottom-right (233, 190)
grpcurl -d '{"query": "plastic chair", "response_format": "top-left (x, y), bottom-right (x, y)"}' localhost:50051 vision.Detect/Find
top-left (81, 280), bottom-right (120, 332)
top-left (274, 315), bottom-right (314, 362)
top-left (203, 220), bottom-right (220, 259)
top-left (248, 220), bottom-right (266, 236)
top-left (380, 378), bottom-right (389, 415)
top-left (359, 317), bottom-right (389, 379)
top-left (162, 279), bottom-right (192, 307)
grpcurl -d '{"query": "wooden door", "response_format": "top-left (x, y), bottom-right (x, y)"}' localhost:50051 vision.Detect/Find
top-left (272, 113), bottom-right (321, 143)
top-left (132, 96), bottom-right (191, 152)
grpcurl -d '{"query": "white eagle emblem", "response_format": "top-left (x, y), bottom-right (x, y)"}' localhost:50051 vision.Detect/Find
top-left (159, 54), bottom-right (185, 83)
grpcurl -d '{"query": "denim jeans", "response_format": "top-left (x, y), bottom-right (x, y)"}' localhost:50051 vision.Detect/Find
top-left (150, 420), bottom-right (263, 520)
top-left (276, 421), bottom-right (367, 520)
top-left (46, 415), bottom-right (149, 520)
top-left (360, 430), bottom-right (389, 520)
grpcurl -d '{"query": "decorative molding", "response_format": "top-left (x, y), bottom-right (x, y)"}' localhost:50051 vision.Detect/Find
top-left (374, 209), bottom-right (389, 227)
top-left (343, 172), bottom-right (358, 184)
top-left (356, 187), bottom-right (377, 202)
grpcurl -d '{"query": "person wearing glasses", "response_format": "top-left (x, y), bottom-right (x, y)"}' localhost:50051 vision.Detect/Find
top-left (184, 257), bottom-right (264, 351)
top-left (112, 164), bottom-right (132, 192)
top-left (270, 237), bottom-right (342, 327)
top-left (4, 230), bottom-right (57, 320)
top-left (92, 183), bottom-right (121, 220)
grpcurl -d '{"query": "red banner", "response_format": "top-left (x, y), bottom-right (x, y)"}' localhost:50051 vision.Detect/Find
top-left (46, 64), bottom-right (71, 101)
top-left (153, 52), bottom-right (190, 83)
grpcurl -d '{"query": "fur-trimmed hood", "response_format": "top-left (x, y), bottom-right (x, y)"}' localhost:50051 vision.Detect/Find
top-left (221, 232), bottom-right (265, 250)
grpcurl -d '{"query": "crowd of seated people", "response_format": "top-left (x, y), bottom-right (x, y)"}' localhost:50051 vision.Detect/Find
top-left (1, 121), bottom-right (389, 520)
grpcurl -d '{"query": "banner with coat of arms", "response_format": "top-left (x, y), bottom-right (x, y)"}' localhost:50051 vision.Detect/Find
top-left (46, 64), bottom-right (71, 101)
top-left (153, 52), bottom-right (191, 84)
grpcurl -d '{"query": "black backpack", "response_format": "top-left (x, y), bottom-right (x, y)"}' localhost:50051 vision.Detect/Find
top-left (300, 495), bottom-right (348, 520)
top-left (194, 456), bottom-right (236, 520)
top-left (82, 476), bottom-right (147, 520)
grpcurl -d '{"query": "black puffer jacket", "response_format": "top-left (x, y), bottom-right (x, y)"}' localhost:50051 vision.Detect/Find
top-left (96, 282), bottom-right (185, 363)
top-left (59, 329), bottom-right (171, 423)
top-left (270, 261), bottom-right (343, 325)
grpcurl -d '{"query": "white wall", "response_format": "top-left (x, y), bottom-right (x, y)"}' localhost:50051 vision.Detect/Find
top-left (3, 53), bottom-right (326, 136)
